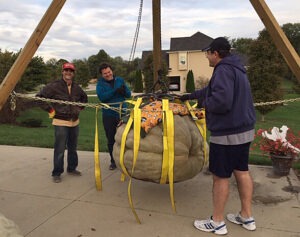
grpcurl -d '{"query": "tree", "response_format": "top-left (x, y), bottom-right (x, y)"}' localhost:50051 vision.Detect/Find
top-left (0, 49), bottom-right (17, 81)
top-left (281, 23), bottom-right (300, 92)
top-left (232, 24), bottom-right (300, 95)
top-left (87, 49), bottom-right (112, 79)
top-left (142, 53), bottom-right (169, 93)
top-left (231, 38), bottom-right (254, 56)
top-left (247, 29), bottom-right (285, 121)
top-left (134, 69), bottom-right (143, 92)
top-left (87, 54), bottom-right (99, 79)
top-left (127, 70), bottom-right (136, 88)
top-left (15, 55), bottom-right (48, 92)
top-left (0, 49), bottom-right (20, 124)
top-left (0, 48), bottom-right (139, 124)
top-left (0, 50), bottom-right (49, 124)
top-left (46, 58), bottom-right (61, 84)
top-left (186, 70), bottom-right (195, 93)
top-left (72, 59), bottom-right (90, 88)
top-left (111, 56), bottom-right (127, 79)
top-left (0, 50), bottom-right (49, 92)
top-left (143, 54), bottom-right (154, 93)
top-left (282, 23), bottom-right (300, 54)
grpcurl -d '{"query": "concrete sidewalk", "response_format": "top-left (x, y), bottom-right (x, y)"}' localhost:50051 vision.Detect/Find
top-left (0, 145), bottom-right (299, 237)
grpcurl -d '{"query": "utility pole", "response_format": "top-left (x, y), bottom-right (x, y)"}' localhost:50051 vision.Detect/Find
top-left (152, 0), bottom-right (162, 91)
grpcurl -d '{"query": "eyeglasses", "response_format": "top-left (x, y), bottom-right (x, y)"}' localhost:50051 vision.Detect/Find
top-left (63, 69), bottom-right (74, 73)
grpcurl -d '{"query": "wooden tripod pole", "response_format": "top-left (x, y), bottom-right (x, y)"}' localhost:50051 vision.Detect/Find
top-left (0, 0), bottom-right (66, 110)
top-left (250, 0), bottom-right (300, 82)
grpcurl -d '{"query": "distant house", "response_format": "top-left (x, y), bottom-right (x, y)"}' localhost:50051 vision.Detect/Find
top-left (168, 32), bottom-right (214, 92)
top-left (142, 31), bottom-right (215, 92)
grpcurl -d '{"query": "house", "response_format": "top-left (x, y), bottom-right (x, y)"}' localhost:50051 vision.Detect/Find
top-left (167, 32), bottom-right (214, 92)
top-left (140, 32), bottom-right (250, 93)
top-left (141, 32), bottom-right (215, 92)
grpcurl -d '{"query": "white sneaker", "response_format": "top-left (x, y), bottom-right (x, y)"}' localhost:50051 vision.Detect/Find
top-left (226, 213), bottom-right (256, 231)
top-left (194, 216), bottom-right (228, 235)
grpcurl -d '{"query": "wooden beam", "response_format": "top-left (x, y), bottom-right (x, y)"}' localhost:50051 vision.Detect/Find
top-left (250, 0), bottom-right (300, 82)
top-left (0, 0), bottom-right (66, 110)
top-left (152, 0), bottom-right (162, 90)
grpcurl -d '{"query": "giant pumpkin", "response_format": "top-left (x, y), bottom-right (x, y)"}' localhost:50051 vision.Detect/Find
top-left (113, 100), bottom-right (207, 183)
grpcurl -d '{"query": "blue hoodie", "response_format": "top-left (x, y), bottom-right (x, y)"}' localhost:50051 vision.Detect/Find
top-left (189, 54), bottom-right (256, 136)
top-left (96, 76), bottom-right (131, 118)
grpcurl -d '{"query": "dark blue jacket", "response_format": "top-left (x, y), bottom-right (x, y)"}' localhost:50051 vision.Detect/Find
top-left (96, 76), bottom-right (131, 118)
top-left (189, 54), bottom-right (256, 136)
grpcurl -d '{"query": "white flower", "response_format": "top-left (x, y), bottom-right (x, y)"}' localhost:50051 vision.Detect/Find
top-left (262, 125), bottom-right (300, 154)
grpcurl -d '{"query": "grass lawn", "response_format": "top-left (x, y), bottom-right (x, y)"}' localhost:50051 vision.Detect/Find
top-left (251, 93), bottom-right (300, 170)
top-left (0, 96), bottom-right (107, 151)
top-left (0, 90), bottom-right (299, 171)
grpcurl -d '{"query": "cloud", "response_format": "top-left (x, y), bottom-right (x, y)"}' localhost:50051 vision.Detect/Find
top-left (0, 0), bottom-right (299, 62)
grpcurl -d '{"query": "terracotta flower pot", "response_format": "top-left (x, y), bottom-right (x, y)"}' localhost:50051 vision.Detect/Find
top-left (270, 153), bottom-right (293, 176)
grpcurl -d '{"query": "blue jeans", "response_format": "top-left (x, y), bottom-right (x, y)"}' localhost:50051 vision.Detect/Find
top-left (52, 125), bottom-right (79, 176)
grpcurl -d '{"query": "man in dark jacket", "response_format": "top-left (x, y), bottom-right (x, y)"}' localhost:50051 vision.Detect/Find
top-left (96, 63), bottom-right (131, 170)
top-left (181, 37), bottom-right (256, 235)
top-left (37, 62), bottom-right (88, 183)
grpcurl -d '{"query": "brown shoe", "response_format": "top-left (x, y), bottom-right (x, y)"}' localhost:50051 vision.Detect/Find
top-left (53, 176), bottom-right (61, 183)
top-left (67, 170), bottom-right (82, 176)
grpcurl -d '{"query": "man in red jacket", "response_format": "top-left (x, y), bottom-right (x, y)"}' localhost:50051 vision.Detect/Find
top-left (37, 62), bottom-right (88, 183)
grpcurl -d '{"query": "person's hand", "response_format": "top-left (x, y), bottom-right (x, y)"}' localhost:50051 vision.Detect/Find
top-left (196, 99), bottom-right (204, 108)
top-left (48, 108), bottom-right (55, 118)
top-left (116, 85), bottom-right (126, 96)
top-left (179, 94), bottom-right (190, 101)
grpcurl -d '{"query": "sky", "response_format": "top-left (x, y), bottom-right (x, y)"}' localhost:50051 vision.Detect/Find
top-left (0, 0), bottom-right (299, 62)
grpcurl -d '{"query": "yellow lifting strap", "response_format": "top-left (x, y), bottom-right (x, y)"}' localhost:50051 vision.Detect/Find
top-left (94, 107), bottom-right (102, 191)
top-left (185, 101), bottom-right (208, 166)
top-left (160, 99), bottom-right (176, 212)
top-left (119, 97), bottom-right (143, 224)
top-left (118, 98), bottom-right (141, 178)
top-left (93, 99), bottom-right (135, 191)
top-left (160, 99), bottom-right (169, 184)
top-left (93, 102), bottom-right (126, 190)
top-left (119, 110), bottom-right (133, 179)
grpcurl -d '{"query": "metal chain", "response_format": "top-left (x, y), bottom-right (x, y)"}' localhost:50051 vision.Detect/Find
top-left (11, 92), bottom-right (127, 113)
top-left (9, 92), bottom-right (300, 113)
top-left (10, 92), bottom-right (17, 111)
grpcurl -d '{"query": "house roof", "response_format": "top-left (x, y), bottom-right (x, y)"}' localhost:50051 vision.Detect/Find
top-left (170, 32), bottom-right (213, 51)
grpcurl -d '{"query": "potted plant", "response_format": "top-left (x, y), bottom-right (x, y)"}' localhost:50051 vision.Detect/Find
top-left (253, 125), bottom-right (300, 176)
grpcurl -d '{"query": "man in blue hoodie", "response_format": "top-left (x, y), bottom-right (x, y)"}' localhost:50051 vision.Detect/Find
top-left (96, 63), bottom-right (131, 170)
top-left (180, 37), bottom-right (256, 235)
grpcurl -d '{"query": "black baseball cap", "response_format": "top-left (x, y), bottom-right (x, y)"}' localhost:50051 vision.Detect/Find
top-left (202, 37), bottom-right (231, 52)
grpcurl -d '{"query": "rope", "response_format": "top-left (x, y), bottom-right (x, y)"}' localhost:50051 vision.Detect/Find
top-left (253, 97), bottom-right (300, 106)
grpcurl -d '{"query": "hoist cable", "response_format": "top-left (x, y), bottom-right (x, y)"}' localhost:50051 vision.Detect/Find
top-left (129, 0), bottom-right (143, 62)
